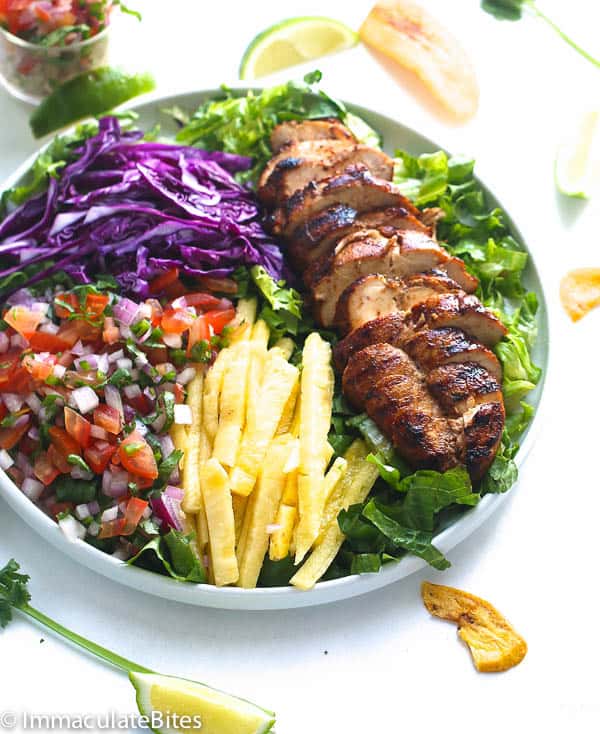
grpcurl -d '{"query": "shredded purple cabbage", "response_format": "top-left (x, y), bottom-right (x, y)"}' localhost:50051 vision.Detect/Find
top-left (0, 117), bottom-right (283, 296)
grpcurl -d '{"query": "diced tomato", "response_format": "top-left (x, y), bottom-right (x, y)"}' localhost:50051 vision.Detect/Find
top-left (23, 352), bottom-right (56, 381)
top-left (27, 331), bottom-right (71, 353)
top-left (47, 444), bottom-right (71, 474)
top-left (119, 431), bottom-right (158, 480)
top-left (204, 307), bottom-right (235, 335)
top-left (84, 442), bottom-right (117, 474)
top-left (98, 517), bottom-right (125, 539)
top-left (4, 306), bottom-right (44, 338)
top-left (0, 350), bottom-right (21, 389)
top-left (34, 4), bottom-right (52, 22)
top-left (146, 299), bottom-right (163, 327)
top-left (187, 314), bottom-right (210, 357)
top-left (0, 418), bottom-right (30, 450)
top-left (144, 346), bottom-right (168, 366)
top-left (54, 292), bottom-right (78, 319)
top-left (174, 383), bottom-right (185, 404)
top-left (57, 318), bottom-right (101, 346)
top-left (33, 452), bottom-right (60, 486)
top-left (161, 308), bottom-right (195, 335)
top-left (163, 280), bottom-right (188, 300)
top-left (102, 316), bottom-right (120, 344)
top-left (47, 501), bottom-right (74, 519)
top-left (121, 497), bottom-right (148, 535)
top-left (49, 425), bottom-right (81, 459)
top-left (6, 465), bottom-right (24, 486)
top-left (126, 391), bottom-right (153, 416)
top-left (64, 407), bottom-right (91, 448)
top-left (93, 404), bottom-right (121, 435)
top-left (85, 292), bottom-right (109, 319)
top-left (0, 403), bottom-right (7, 423)
top-left (149, 267), bottom-right (180, 294)
top-left (17, 435), bottom-right (37, 456)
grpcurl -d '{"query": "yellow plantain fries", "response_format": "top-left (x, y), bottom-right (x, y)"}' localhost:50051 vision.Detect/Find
top-left (295, 333), bottom-right (334, 564)
top-left (291, 440), bottom-right (378, 590)
top-left (200, 458), bottom-right (238, 587)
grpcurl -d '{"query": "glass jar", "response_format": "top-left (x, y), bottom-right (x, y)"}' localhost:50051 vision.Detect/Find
top-left (0, 26), bottom-right (110, 104)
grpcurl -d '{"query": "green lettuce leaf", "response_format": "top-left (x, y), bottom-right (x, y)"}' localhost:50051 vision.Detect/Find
top-left (129, 531), bottom-right (206, 583)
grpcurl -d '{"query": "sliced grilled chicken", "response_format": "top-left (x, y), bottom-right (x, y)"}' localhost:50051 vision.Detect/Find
top-left (308, 229), bottom-right (463, 327)
top-left (272, 169), bottom-right (422, 237)
top-left (464, 401), bottom-right (505, 481)
top-left (258, 140), bottom-right (394, 207)
top-left (408, 293), bottom-right (507, 347)
top-left (403, 328), bottom-right (502, 383)
top-left (287, 205), bottom-right (430, 271)
top-left (334, 312), bottom-right (408, 372)
top-left (426, 362), bottom-right (503, 418)
top-left (334, 271), bottom-right (463, 334)
top-left (270, 118), bottom-right (355, 153)
top-left (343, 343), bottom-right (462, 471)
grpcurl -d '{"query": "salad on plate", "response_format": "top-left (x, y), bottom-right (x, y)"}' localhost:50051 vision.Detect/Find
top-left (0, 73), bottom-right (542, 591)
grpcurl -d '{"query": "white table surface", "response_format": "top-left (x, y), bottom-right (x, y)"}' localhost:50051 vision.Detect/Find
top-left (2, 1), bottom-right (600, 732)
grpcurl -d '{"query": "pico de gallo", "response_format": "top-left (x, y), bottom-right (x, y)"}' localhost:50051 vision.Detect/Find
top-left (0, 270), bottom-right (234, 562)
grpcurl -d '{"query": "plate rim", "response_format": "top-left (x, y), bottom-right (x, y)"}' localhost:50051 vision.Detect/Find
top-left (0, 87), bottom-right (550, 610)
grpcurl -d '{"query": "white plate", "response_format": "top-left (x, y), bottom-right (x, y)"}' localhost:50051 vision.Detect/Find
top-left (0, 89), bottom-right (549, 610)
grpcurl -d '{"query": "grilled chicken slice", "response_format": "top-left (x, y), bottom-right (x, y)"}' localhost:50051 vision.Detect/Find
top-left (287, 205), bottom-right (430, 270)
top-left (270, 118), bottom-right (355, 153)
top-left (258, 140), bottom-right (394, 207)
top-left (463, 401), bottom-right (505, 481)
top-left (403, 328), bottom-right (502, 382)
top-left (334, 271), bottom-right (463, 334)
top-left (307, 229), bottom-right (464, 327)
top-left (343, 343), bottom-right (462, 471)
top-left (408, 293), bottom-right (507, 347)
top-left (272, 168), bottom-right (422, 237)
top-left (426, 363), bottom-right (505, 481)
top-left (334, 312), bottom-right (407, 372)
top-left (426, 362), bottom-right (503, 418)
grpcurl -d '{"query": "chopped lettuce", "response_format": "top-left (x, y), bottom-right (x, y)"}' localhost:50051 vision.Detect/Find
top-left (129, 530), bottom-right (206, 583)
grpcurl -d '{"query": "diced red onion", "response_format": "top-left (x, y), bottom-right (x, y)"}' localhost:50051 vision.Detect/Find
top-left (123, 405), bottom-right (136, 423)
top-left (32, 302), bottom-right (49, 316)
top-left (2, 393), bottom-right (24, 412)
top-left (158, 434), bottom-right (175, 459)
top-left (137, 325), bottom-right (153, 344)
top-left (87, 521), bottom-right (100, 537)
top-left (176, 367), bottom-right (197, 385)
top-left (27, 426), bottom-right (39, 441)
top-left (16, 452), bottom-right (34, 477)
top-left (87, 500), bottom-right (100, 515)
top-left (39, 322), bottom-right (59, 335)
top-left (162, 333), bottom-right (182, 349)
top-left (130, 369), bottom-right (140, 381)
top-left (123, 384), bottom-right (141, 400)
top-left (103, 469), bottom-right (129, 498)
top-left (22, 477), bottom-right (44, 501)
top-left (75, 503), bottom-right (90, 520)
top-left (10, 334), bottom-right (26, 348)
top-left (70, 466), bottom-right (94, 480)
top-left (90, 424), bottom-right (109, 441)
top-left (165, 485), bottom-right (185, 501)
top-left (151, 493), bottom-right (184, 531)
top-left (104, 384), bottom-right (124, 420)
top-left (59, 515), bottom-right (86, 541)
top-left (142, 505), bottom-right (152, 519)
top-left (97, 353), bottom-right (109, 375)
top-left (134, 354), bottom-right (148, 368)
top-left (173, 404), bottom-right (192, 425)
top-left (150, 413), bottom-right (166, 433)
top-left (71, 341), bottom-right (92, 357)
top-left (0, 449), bottom-right (14, 470)
top-left (119, 324), bottom-right (133, 340)
top-left (134, 419), bottom-right (148, 436)
top-left (112, 547), bottom-right (129, 560)
top-left (25, 393), bottom-right (42, 414)
top-left (137, 302), bottom-right (152, 320)
top-left (108, 349), bottom-right (124, 364)
top-left (113, 298), bottom-right (140, 326)
top-left (116, 357), bottom-right (133, 370)
top-left (75, 354), bottom-right (98, 371)
top-left (118, 500), bottom-right (128, 514)
top-left (69, 386), bottom-right (99, 414)
top-left (52, 364), bottom-right (66, 379)
top-left (101, 505), bottom-right (119, 522)
top-left (0, 331), bottom-right (9, 354)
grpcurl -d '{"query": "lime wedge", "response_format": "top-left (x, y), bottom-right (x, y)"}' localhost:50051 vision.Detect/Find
top-left (239, 16), bottom-right (358, 80)
top-left (30, 67), bottom-right (155, 138)
top-left (555, 110), bottom-right (600, 198)
top-left (130, 672), bottom-right (276, 734)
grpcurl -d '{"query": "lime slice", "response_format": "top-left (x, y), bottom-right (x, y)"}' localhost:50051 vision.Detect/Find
top-left (30, 67), bottom-right (155, 138)
top-left (555, 110), bottom-right (600, 198)
top-left (239, 16), bottom-right (358, 80)
top-left (130, 672), bottom-right (276, 734)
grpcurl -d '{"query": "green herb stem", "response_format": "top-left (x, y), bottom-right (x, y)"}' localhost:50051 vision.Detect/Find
top-left (20, 604), bottom-right (153, 676)
top-left (529, 1), bottom-right (600, 68)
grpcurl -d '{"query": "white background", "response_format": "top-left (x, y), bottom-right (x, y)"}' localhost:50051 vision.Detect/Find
top-left (1, 1), bottom-right (600, 732)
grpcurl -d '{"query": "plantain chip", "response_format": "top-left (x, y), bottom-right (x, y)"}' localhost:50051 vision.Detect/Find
top-left (422, 582), bottom-right (527, 672)
top-left (359, 0), bottom-right (479, 122)
top-left (560, 268), bottom-right (600, 322)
